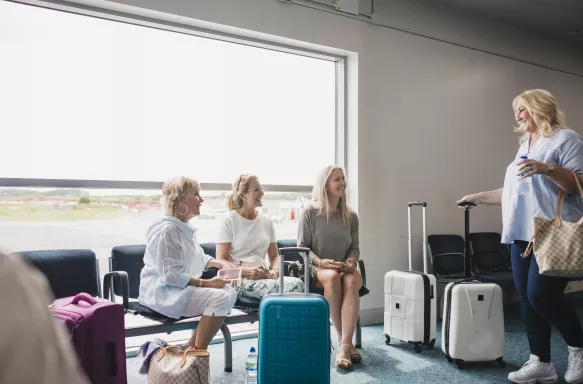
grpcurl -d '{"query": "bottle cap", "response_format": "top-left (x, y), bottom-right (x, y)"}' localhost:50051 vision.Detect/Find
top-left (520, 155), bottom-right (528, 159)
top-left (250, 346), bottom-right (256, 353)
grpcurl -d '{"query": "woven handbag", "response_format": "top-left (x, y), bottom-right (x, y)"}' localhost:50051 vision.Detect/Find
top-left (148, 345), bottom-right (210, 384)
top-left (522, 171), bottom-right (583, 277)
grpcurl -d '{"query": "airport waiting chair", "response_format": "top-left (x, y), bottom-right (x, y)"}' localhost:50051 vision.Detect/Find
top-left (468, 232), bottom-right (515, 291)
top-left (14, 249), bottom-right (102, 299)
top-left (427, 234), bottom-right (466, 318)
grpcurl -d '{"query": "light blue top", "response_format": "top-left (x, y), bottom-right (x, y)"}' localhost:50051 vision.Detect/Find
top-left (138, 216), bottom-right (213, 319)
top-left (501, 128), bottom-right (583, 244)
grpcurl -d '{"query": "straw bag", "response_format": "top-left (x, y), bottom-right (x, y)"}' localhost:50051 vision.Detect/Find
top-left (148, 345), bottom-right (210, 384)
top-left (522, 171), bottom-right (583, 277)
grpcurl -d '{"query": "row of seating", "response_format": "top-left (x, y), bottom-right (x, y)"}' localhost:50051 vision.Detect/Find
top-left (14, 239), bottom-right (368, 373)
top-left (427, 231), bottom-right (514, 315)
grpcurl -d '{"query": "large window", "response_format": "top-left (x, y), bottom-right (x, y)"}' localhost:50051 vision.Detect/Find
top-left (0, 1), bottom-right (343, 254)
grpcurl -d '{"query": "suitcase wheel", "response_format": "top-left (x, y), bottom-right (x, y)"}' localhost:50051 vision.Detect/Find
top-left (427, 339), bottom-right (435, 349)
top-left (454, 360), bottom-right (465, 370)
top-left (384, 335), bottom-right (391, 345)
top-left (414, 344), bottom-right (422, 353)
top-left (446, 355), bottom-right (453, 363)
top-left (496, 357), bottom-right (505, 367)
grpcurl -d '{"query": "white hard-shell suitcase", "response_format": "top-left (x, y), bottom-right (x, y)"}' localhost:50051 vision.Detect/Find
top-left (442, 279), bottom-right (505, 369)
top-left (384, 201), bottom-right (437, 353)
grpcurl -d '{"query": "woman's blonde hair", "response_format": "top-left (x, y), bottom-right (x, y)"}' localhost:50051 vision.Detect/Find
top-left (512, 89), bottom-right (568, 143)
top-left (226, 174), bottom-right (259, 211)
top-left (310, 165), bottom-right (352, 227)
top-left (161, 176), bottom-right (200, 217)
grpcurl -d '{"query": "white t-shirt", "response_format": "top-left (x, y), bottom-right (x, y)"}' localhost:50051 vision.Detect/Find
top-left (216, 210), bottom-right (276, 268)
top-left (501, 128), bottom-right (583, 243)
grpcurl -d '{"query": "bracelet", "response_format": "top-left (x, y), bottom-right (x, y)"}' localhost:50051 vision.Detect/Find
top-left (198, 279), bottom-right (203, 288)
top-left (318, 259), bottom-right (322, 268)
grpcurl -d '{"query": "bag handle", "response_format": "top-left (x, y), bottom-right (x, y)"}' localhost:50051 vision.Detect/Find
top-left (156, 345), bottom-right (210, 369)
top-left (70, 292), bottom-right (98, 306)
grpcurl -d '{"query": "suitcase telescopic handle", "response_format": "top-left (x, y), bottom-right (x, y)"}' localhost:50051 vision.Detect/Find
top-left (457, 202), bottom-right (476, 277)
top-left (279, 247), bottom-right (311, 294)
top-left (408, 202), bottom-right (428, 273)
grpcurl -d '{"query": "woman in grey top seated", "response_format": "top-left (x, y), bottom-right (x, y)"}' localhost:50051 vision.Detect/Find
top-left (297, 165), bottom-right (362, 371)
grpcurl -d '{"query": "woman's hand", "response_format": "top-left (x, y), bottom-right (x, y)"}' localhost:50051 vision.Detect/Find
top-left (242, 266), bottom-right (271, 280)
top-left (343, 258), bottom-right (358, 274)
top-left (270, 269), bottom-right (280, 280)
top-left (516, 158), bottom-right (547, 178)
top-left (456, 194), bottom-right (480, 207)
top-left (204, 277), bottom-right (231, 289)
top-left (320, 259), bottom-right (350, 272)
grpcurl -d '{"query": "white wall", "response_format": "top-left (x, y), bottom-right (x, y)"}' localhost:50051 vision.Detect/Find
top-left (89, 0), bottom-right (583, 323)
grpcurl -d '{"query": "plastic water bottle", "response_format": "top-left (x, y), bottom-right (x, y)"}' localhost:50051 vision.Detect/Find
top-left (517, 155), bottom-right (532, 196)
top-left (245, 346), bottom-right (258, 384)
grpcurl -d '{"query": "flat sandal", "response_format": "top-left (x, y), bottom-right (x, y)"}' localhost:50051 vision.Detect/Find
top-left (335, 344), bottom-right (353, 370)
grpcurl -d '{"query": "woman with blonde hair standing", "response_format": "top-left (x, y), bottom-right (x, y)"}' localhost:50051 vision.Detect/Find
top-left (298, 165), bottom-right (362, 370)
top-left (138, 177), bottom-right (238, 350)
top-left (216, 174), bottom-right (304, 299)
top-left (458, 89), bottom-right (583, 384)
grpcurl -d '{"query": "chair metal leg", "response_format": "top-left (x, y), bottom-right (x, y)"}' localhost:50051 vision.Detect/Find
top-left (220, 323), bottom-right (232, 372)
top-left (354, 316), bottom-right (362, 349)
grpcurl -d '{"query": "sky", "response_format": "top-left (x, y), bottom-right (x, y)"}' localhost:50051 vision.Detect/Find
top-left (0, 1), bottom-right (337, 186)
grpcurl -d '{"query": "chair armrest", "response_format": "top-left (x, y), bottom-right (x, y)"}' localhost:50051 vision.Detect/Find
top-left (103, 271), bottom-right (129, 311)
top-left (358, 260), bottom-right (366, 286)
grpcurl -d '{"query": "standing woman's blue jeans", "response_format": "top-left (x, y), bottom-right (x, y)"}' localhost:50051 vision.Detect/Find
top-left (511, 241), bottom-right (583, 362)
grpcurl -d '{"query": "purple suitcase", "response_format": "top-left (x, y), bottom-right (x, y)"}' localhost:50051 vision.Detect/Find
top-left (51, 292), bottom-right (127, 384)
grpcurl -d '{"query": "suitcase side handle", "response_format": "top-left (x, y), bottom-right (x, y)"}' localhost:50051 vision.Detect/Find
top-left (279, 247), bottom-right (311, 294)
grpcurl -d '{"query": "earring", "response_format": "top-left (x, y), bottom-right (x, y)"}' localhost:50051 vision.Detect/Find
top-left (177, 203), bottom-right (188, 216)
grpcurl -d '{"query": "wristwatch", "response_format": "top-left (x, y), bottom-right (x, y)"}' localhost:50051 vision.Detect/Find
top-left (546, 164), bottom-right (556, 176)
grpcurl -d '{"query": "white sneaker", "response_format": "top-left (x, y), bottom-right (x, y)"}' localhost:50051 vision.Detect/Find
top-left (508, 355), bottom-right (558, 384)
top-left (565, 346), bottom-right (583, 383)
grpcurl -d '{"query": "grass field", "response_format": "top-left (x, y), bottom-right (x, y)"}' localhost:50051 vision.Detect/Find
top-left (0, 203), bottom-right (131, 222)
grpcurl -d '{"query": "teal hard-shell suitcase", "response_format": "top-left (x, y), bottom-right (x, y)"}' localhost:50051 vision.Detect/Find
top-left (258, 247), bottom-right (330, 384)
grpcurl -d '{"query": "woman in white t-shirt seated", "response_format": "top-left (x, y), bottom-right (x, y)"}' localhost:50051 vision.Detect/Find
top-left (216, 174), bottom-right (304, 299)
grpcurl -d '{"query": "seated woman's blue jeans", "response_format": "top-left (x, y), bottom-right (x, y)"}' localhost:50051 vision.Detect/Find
top-left (511, 241), bottom-right (583, 362)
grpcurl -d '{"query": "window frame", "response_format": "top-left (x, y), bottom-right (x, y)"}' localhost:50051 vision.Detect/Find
top-left (1, 0), bottom-right (347, 193)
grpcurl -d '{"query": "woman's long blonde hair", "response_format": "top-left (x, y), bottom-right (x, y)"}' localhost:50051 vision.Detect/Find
top-left (310, 165), bottom-right (352, 227)
top-left (226, 174), bottom-right (259, 211)
top-left (161, 176), bottom-right (200, 217)
top-left (513, 89), bottom-right (568, 144)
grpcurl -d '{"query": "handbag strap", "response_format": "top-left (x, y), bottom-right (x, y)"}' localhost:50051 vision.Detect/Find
top-left (573, 171), bottom-right (583, 199)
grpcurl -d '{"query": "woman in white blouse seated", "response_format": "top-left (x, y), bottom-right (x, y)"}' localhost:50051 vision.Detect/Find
top-left (216, 174), bottom-right (304, 299)
top-left (138, 177), bottom-right (238, 350)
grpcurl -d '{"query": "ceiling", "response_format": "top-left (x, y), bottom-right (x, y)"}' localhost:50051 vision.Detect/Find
top-left (430, 0), bottom-right (583, 49)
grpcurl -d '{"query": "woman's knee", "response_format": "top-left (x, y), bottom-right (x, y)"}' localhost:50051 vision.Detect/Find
top-left (342, 272), bottom-right (362, 291)
top-left (318, 270), bottom-right (341, 288)
top-left (215, 288), bottom-right (236, 309)
top-left (527, 289), bottom-right (551, 313)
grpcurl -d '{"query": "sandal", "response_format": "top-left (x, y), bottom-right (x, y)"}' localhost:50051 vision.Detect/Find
top-left (337, 339), bottom-right (362, 364)
top-left (350, 345), bottom-right (362, 364)
top-left (335, 344), bottom-right (353, 370)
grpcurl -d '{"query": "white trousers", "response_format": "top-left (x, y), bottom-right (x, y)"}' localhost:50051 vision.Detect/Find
top-left (182, 285), bottom-right (238, 317)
